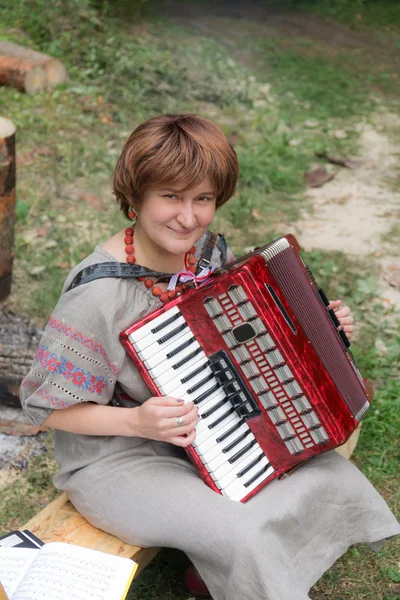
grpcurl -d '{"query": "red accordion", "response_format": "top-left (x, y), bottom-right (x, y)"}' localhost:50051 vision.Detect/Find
top-left (120, 235), bottom-right (371, 502)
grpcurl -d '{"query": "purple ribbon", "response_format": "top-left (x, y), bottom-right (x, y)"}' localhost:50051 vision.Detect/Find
top-left (167, 266), bottom-right (216, 291)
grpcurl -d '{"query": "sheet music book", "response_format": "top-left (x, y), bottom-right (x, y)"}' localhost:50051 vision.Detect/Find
top-left (0, 531), bottom-right (44, 550)
top-left (0, 542), bottom-right (137, 600)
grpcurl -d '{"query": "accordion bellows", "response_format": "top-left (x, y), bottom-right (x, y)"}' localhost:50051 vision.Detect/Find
top-left (121, 235), bottom-right (371, 502)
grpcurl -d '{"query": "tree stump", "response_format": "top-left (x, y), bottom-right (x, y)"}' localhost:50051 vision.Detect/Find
top-left (0, 304), bottom-right (43, 407)
top-left (0, 117), bottom-right (16, 302)
top-left (0, 41), bottom-right (67, 93)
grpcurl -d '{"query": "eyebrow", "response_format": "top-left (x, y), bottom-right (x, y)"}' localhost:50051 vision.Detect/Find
top-left (162, 188), bottom-right (216, 196)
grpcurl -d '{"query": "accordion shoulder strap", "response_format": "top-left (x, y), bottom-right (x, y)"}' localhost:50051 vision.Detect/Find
top-left (196, 231), bottom-right (218, 274)
top-left (66, 231), bottom-right (225, 292)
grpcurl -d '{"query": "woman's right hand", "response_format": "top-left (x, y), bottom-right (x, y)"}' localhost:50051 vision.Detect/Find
top-left (131, 397), bottom-right (199, 447)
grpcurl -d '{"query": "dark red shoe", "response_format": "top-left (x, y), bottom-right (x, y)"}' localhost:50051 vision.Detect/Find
top-left (184, 564), bottom-right (211, 598)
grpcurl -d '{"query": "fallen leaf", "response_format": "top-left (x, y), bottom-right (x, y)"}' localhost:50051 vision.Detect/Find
top-left (227, 131), bottom-right (239, 146)
top-left (75, 221), bottom-right (90, 229)
top-left (76, 191), bottom-right (106, 211)
top-left (315, 151), bottom-right (358, 169)
top-left (16, 146), bottom-right (53, 166)
top-left (382, 264), bottom-right (400, 289)
top-left (21, 230), bottom-right (39, 243)
top-left (99, 114), bottom-right (114, 125)
top-left (304, 166), bottom-right (337, 188)
top-left (56, 261), bottom-right (71, 269)
top-left (304, 118), bottom-right (319, 128)
top-left (43, 239), bottom-right (58, 249)
top-left (251, 208), bottom-right (263, 220)
top-left (334, 129), bottom-right (347, 140)
top-left (30, 265), bottom-right (46, 275)
top-left (35, 226), bottom-right (51, 238)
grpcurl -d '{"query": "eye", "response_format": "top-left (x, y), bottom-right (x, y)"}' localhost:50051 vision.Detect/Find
top-left (198, 196), bottom-right (212, 202)
top-left (163, 194), bottom-right (178, 199)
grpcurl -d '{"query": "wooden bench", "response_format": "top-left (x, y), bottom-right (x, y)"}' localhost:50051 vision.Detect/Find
top-left (23, 493), bottom-right (160, 579)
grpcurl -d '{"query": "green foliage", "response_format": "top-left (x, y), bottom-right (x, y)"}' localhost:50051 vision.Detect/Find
top-left (16, 200), bottom-right (30, 222)
top-left (289, 0), bottom-right (400, 29)
top-left (1, 0), bottom-right (94, 46)
top-left (264, 49), bottom-right (369, 120)
top-left (237, 134), bottom-right (309, 193)
top-left (386, 567), bottom-right (400, 583)
top-left (302, 249), bottom-right (378, 306)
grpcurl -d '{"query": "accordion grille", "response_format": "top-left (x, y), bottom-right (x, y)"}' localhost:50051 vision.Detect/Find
top-left (266, 247), bottom-right (368, 421)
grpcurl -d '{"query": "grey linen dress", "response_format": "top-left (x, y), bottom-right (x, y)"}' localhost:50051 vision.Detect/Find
top-left (20, 233), bottom-right (400, 600)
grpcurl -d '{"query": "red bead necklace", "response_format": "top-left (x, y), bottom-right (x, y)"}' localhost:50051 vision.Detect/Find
top-left (124, 226), bottom-right (197, 303)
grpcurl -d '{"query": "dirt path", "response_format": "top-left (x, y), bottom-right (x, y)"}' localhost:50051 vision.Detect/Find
top-left (296, 115), bottom-right (400, 312)
top-left (160, 0), bottom-right (400, 68)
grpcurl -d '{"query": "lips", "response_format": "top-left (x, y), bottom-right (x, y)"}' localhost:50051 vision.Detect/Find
top-left (167, 226), bottom-right (194, 235)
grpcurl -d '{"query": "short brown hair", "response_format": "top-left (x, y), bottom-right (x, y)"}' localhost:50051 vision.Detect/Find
top-left (113, 114), bottom-right (239, 219)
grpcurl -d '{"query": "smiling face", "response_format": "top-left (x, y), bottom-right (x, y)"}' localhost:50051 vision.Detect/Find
top-left (133, 177), bottom-right (217, 268)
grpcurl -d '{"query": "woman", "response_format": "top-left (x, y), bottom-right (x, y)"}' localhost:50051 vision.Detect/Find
top-left (21, 113), bottom-right (399, 600)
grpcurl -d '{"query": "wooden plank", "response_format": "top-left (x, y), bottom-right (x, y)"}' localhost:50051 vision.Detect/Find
top-left (336, 423), bottom-right (362, 459)
top-left (23, 493), bottom-right (159, 577)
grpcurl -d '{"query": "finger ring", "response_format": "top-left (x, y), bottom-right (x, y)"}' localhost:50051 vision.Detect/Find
top-left (176, 416), bottom-right (184, 427)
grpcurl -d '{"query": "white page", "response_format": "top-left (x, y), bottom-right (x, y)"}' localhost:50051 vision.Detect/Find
top-left (12, 542), bottom-right (135, 600)
top-left (0, 547), bottom-right (39, 596)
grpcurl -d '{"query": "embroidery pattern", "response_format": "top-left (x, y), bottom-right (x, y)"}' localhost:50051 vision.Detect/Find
top-left (43, 331), bottom-right (114, 384)
top-left (47, 318), bottom-right (120, 376)
top-left (22, 379), bottom-right (41, 392)
top-left (35, 345), bottom-right (107, 396)
top-left (22, 378), bottom-right (77, 408)
top-left (47, 380), bottom-right (86, 403)
top-left (35, 388), bottom-right (75, 409)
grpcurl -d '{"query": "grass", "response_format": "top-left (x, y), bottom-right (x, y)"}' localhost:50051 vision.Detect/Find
top-left (1, 0), bottom-right (399, 598)
top-left (289, 0), bottom-right (400, 31)
top-left (0, 432), bottom-right (58, 535)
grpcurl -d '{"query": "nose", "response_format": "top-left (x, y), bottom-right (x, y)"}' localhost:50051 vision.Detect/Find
top-left (176, 200), bottom-right (196, 229)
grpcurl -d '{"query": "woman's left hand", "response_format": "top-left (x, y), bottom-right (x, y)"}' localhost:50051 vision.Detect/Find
top-left (328, 300), bottom-right (355, 340)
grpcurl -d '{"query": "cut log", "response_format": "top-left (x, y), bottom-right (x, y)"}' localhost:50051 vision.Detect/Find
top-left (0, 56), bottom-right (46, 93)
top-left (0, 304), bottom-right (43, 407)
top-left (0, 117), bottom-right (16, 301)
top-left (0, 41), bottom-right (67, 92)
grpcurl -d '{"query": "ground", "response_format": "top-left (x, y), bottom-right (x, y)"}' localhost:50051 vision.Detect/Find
top-left (0, 1), bottom-right (399, 599)
top-left (297, 115), bottom-right (400, 311)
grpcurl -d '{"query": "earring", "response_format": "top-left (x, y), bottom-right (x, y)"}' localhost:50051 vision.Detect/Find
top-left (128, 209), bottom-right (137, 225)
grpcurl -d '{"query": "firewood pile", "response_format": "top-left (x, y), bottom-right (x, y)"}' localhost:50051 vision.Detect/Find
top-left (0, 304), bottom-right (43, 407)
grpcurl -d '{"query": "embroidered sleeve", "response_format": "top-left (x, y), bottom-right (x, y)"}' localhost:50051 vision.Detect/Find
top-left (20, 285), bottom-right (124, 426)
